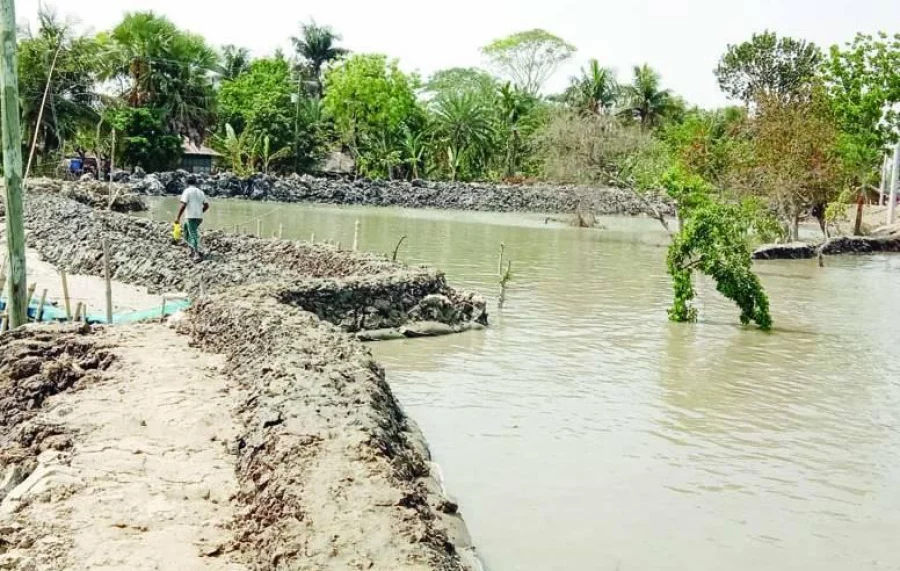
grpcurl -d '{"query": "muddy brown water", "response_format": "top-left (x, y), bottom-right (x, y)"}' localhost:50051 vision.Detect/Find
top-left (146, 198), bottom-right (900, 571)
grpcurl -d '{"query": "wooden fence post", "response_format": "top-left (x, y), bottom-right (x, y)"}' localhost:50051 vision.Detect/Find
top-left (102, 238), bottom-right (113, 324)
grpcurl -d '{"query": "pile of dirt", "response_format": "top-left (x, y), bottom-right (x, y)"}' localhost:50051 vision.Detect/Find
top-left (180, 290), bottom-right (478, 570)
top-left (0, 324), bottom-right (113, 499)
top-left (25, 177), bottom-right (147, 213)
top-left (753, 235), bottom-right (900, 260)
top-left (125, 170), bottom-right (675, 217)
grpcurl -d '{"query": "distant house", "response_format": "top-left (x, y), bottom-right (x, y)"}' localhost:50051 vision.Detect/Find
top-left (181, 139), bottom-right (221, 174)
top-left (320, 150), bottom-right (355, 175)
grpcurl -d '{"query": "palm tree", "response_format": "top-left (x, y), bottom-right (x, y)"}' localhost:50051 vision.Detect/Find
top-left (220, 45), bottom-right (250, 81)
top-left (291, 21), bottom-right (347, 96)
top-left (565, 59), bottom-right (619, 115)
top-left (104, 12), bottom-right (219, 142)
top-left (18, 6), bottom-right (101, 160)
top-left (622, 64), bottom-right (672, 128)
top-left (431, 92), bottom-right (495, 180)
top-left (496, 83), bottom-right (537, 176)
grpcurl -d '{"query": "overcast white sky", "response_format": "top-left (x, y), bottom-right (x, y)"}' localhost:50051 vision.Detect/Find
top-left (16, 0), bottom-right (900, 108)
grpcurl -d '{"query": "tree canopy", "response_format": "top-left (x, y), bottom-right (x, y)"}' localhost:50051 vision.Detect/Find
top-left (481, 29), bottom-right (576, 96)
top-left (715, 31), bottom-right (823, 104)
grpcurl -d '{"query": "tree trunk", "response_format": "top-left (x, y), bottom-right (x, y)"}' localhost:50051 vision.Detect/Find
top-left (853, 192), bottom-right (865, 236)
top-left (790, 213), bottom-right (800, 242)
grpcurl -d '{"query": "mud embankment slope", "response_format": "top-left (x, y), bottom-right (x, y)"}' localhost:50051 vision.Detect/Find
top-left (2, 192), bottom-right (484, 569)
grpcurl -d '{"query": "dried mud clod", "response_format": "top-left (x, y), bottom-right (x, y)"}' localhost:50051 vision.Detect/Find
top-left (0, 325), bottom-right (114, 485)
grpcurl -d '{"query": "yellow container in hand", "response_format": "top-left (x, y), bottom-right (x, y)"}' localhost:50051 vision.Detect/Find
top-left (172, 222), bottom-right (182, 241)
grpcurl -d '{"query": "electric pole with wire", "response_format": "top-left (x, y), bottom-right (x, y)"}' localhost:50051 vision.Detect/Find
top-left (1, 0), bottom-right (28, 328)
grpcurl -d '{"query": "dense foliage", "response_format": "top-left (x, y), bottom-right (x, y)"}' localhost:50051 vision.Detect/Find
top-left (16, 7), bottom-right (900, 328)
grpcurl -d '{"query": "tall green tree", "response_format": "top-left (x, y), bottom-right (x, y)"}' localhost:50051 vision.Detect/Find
top-left (18, 7), bottom-right (102, 160)
top-left (218, 56), bottom-right (294, 156)
top-left (424, 67), bottom-right (499, 101)
top-left (323, 54), bottom-right (422, 178)
top-left (111, 107), bottom-right (183, 171)
top-left (564, 59), bottom-right (619, 115)
top-left (824, 32), bottom-right (900, 177)
top-left (495, 83), bottom-right (541, 177)
top-left (715, 31), bottom-right (823, 104)
top-left (101, 12), bottom-right (219, 142)
top-left (622, 64), bottom-right (673, 128)
top-left (291, 21), bottom-right (347, 96)
top-left (481, 29), bottom-right (576, 96)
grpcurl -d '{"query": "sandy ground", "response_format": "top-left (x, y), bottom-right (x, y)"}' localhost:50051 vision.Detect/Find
top-left (0, 324), bottom-right (247, 571)
top-left (1, 239), bottom-right (169, 317)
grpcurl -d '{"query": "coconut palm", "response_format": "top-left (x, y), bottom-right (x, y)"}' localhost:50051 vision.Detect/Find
top-left (622, 64), bottom-right (673, 128)
top-left (291, 21), bottom-right (347, 96)
top-left (565, 59), bottom-right (619, 115)
top-left (220, 45), bottom-right (250, 81)
top-left (18, 6), bottom-right (102, 159)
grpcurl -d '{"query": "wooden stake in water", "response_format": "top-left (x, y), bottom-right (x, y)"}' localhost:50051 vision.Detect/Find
top-left (74, 302), bottom-right (83, 322)
top-left (278, 223), bottom-right (284, 239)
top-left (498, 244), bottom-right (505, 277)
top-left (60, 269), bottom-right (72, 319)
top-left (26, 282), bottom-right (36, 308)
top-left (36, 288), bottom-right (47, 322)
top-left (102, 238), bottom-right (113, 325)
top-left (160, 296), bottom-right (167, 322)
top-left (310, 232), bottom-right (315, 243)
top-left (353, 219), bottom-right (360, 251)
top-left (257, 219), bottom-right (262, 238)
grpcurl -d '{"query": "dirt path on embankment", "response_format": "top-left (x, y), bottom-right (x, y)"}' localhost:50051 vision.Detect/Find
top-left (1, 324), bottom-right (247, 571)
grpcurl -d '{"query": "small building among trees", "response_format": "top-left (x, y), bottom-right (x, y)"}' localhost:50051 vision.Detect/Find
top-left (180, 140), bottom-right (221, 174)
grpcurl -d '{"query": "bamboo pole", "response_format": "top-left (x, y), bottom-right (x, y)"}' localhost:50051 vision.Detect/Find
top-left (353, 220), bottom-right (360, 251)
top-left (498, 244), bottom-right (505, 277)
top-left (24, 36), bottom-right (63, 180)
top-left (74, 301), bottom-right (83, 322)
top-left (278, 223), bottom-right (284, 239)
top-left (102, 238), bottom-right (113, 324)
top-left (257, 219), bottom-right (262, 238)
top-left (310, 232), bottom-right (315, 243)
top-left (0, 313), bottom-right (6, 333)
top-left (36, 288), bottom-right (47, 322)
top-left (60, 270), bottom-right (71, 319)
top-left (160, 296), bottom-right (167, 322)
top-left (26, 282), bottom-right (36, 307)
top-left (0, 0), bottom-right (27, 328)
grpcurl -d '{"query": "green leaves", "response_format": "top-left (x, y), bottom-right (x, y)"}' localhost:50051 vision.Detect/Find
top-left (663, 168), bottom-right (774, 330)
top-left (622, 64), bottom-right (674, 128)
top-left (715, 31), bottom-right (823, 104)
top-left (481, 29), bottom-right (576, 95)
top-left (323, 54), bottom-right (422, 178)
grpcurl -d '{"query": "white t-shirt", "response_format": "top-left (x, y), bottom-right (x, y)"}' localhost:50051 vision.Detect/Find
top-left (180, 186), bottom-right (207, 220)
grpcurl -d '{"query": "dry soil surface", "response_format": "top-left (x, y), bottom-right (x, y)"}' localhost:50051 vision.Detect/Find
top-left (1, 324), bottom-right (247, 571)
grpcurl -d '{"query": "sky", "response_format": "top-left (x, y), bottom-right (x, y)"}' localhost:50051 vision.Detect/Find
top-left (15, 0), bottom-right (900, 108)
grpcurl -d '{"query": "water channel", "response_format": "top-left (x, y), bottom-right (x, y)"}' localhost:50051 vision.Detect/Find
top-left (147, 198), bottom-right (900, 570)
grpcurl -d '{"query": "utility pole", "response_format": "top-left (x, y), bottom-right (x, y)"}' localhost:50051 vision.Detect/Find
top-left (889, 142), bottom-right (900, 227)
top-left (0, 0), bottom-right (27, 328)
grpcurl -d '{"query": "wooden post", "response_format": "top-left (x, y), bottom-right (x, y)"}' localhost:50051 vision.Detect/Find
top-left (24, 38), bottom-right (62, 180)
top-left (160, 296), bottom-right (167, 322)
top-left (888, 142), bottom-right (900, 226)
top-left (257, 219), bottom-right (262, 238)
top-left (0, 0), bottom-right (27, 328)
top-left (102, 238), bottom-right (113, 324)
top-left (310, 232), bottom-right (315, 243)
top-left (26, 282), bottom-right (36, 307)
top-left (36, 288), bottom-right (47, 322)
top-left (498, 244), bottom-right (505, 277)
top-left (353, 220), bottom-right (360, 251)
top-left (0, 313), bottom-right (6, 333)
top-left (278, 223), bottom-right (284, 239)
top-left (74, 301), bottom-right (83, 322)
top-left (60, 270), bottom-right (72, 319)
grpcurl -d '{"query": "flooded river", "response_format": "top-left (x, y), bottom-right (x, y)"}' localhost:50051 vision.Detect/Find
top-left (149, 198), bottom-right (900, 570)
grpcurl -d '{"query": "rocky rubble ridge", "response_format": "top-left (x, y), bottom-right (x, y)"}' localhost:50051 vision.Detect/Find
top-left (24, 177), bottom-right (147, 213)
top-left (125, 170), bottom-right (675, 216)
top-left (23, 194), bottom-right (487, 332)
top-left (180, 290), bottom-right (478, 570)
top-left (753, 235), bottom-right (900, 260)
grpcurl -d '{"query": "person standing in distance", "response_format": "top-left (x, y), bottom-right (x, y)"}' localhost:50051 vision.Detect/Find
top-left (175, 174), bottom-right (210, 261)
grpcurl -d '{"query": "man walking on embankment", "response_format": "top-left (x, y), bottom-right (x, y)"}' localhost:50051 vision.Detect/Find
top-left (174, 174), bottom-right (209, 262)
